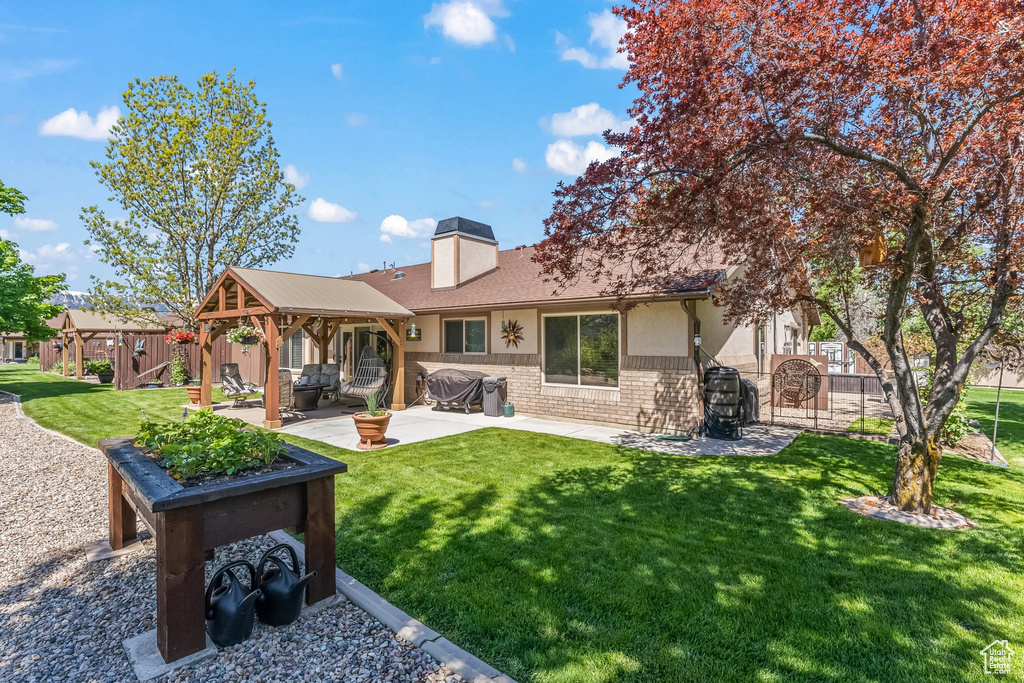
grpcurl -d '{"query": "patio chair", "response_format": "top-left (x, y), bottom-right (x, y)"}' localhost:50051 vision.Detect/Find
top-left (335, 346), bottom-right (389, 406)
top-left (260, 368), bottom-right (295, 410)
top-left (220, 363), bottom-right (260, 409)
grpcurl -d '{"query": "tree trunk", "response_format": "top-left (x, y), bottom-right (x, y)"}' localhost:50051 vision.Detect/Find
top-left (891, 434), bottom-right (942, 513)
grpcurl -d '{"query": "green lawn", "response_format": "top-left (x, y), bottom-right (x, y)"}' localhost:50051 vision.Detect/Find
top-left (0, 361), bottom-right (232, 444)
top-left (846, 416), bottom-right (895, 435)
top-left (3, 363), bottom-right (1023, 682)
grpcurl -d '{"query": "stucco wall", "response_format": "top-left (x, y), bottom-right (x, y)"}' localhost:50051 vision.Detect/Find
top-left (489, 308), bottom-right (538, 355)
top-left (406, 314), bottom-right (440, 353)
top-left (459, 236), bottom-right (497, 283)
top-left (627, 301), bottom-right (691, 357)
top-left (432, 237), bottom-right (456, 288)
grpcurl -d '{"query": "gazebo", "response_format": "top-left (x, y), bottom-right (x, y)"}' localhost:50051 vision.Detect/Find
top-left (194, 267), bottom-right (414, 428)
top-left (52, 309), bottom-right (166, 381)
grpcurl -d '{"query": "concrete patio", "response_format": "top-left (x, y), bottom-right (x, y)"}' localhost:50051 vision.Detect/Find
top-left (190, 399), bottom-right (802, 456)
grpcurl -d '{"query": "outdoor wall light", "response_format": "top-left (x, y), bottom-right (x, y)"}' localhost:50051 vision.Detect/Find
top-left (693, 333), bottom-right (702, 348)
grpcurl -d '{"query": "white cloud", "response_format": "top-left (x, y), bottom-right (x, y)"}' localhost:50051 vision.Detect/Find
top-left (424, 1), bottom-right (498, 47)
top-left (357, 262), bottom-right (371, 272)
top-left (380, 215), bottom-right (436, 244)
top-left (309, 198), bottom-right (357, 223)
top-left (12, 216), bottom-right (58, 232)
top-left (346, 112), bottom-right (368, 127)
top-left (283, 164), bottom-right (309, 189)
top-left (477, 199), bottom-right (496, 210)
top-left (18, 242), bottom-right (78, 279)
top-left (557, 10), bottom-right (628, 70)
top-left (0, 58), bottom-right (76, 83)
top-left (512, 157), bottom-right (527, 173)
top-left (549, 103), bottom-right (629, 137)
top-left (331, 63), bottom-right (343, 80)
top-left (0, 229), bottom-right (9, 239)
top-left (39, 105), bottom-right (120, 140)
top-left (545, 139), bottom-right (616, 175)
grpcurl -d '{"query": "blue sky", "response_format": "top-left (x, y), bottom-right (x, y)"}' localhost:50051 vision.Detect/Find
top-left (0, 1), bottom-right (635, 289)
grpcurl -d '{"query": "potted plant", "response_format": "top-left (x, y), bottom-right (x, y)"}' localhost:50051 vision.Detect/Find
top-left (165, 328), bottom-right (199, 345)
top-left (147, 379), bottom-right (164, 389)
top-left (352, 393), bottom-right (391, 450)
top-left (225, 325), bottom-right (265, 354)
top-left (186, 378), bottom-right (202, 405)
top-left (91, 359), bottom-right (114, 384)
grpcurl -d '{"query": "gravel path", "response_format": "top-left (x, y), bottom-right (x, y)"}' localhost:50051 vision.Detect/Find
top-left (0, 395), bottom-right (459, 682)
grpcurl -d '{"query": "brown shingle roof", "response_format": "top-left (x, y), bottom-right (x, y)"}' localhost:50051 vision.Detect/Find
top-left (55, 309), bottom-right (167, 333)
top-left (346, 245), bottom-right (727, 313)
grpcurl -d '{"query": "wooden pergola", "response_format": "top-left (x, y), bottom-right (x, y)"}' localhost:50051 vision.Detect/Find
top-left (54, 309), bottom-right (164, 380)
top-left (194, 267), bottom-right (414, 428)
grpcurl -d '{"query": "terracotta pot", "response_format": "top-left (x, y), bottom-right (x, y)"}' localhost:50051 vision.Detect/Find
top-left (186, 385), bottom-right (202, 405)
top-left (353, 412), bottom-right (391, 450)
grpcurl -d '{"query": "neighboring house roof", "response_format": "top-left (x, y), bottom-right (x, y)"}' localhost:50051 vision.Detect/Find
top-left (347, 245), bottom-right (728, 314)
top-left (54, 309), bottom-right (166, 333)
top-left (225, 267), bottom-right (414, 318)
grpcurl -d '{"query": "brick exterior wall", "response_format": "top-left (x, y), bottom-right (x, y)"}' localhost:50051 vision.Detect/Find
top-left (406, 352), bottom-right (700, 433)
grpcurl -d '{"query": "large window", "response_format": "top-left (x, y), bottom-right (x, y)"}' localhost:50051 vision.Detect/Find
top-left (444, 319), bottom-right (486, 354)
top-left (543, 313), bottom-right (619, 388)
top-left (279, 329), bottom-right (304, 369)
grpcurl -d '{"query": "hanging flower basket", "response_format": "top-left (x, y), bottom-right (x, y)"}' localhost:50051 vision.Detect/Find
top-left (226, 326), bottom-right (265, 354)
top-left (165, 329), bottom-right (199, 345)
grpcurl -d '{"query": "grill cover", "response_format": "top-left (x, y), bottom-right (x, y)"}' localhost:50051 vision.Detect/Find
top-left (427, 369), bottom-right (487, 405)
top-left (703, 367), bottom-right (743, 440)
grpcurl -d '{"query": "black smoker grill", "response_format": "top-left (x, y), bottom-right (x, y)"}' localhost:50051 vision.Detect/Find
top-left (703, 366), bottom-right (744, 440)
top-left (427, 369), bottom-right (486, 414)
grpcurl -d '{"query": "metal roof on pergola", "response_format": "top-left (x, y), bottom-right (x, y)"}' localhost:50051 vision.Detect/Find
top-left (193, 266), bottom-right (414, 428)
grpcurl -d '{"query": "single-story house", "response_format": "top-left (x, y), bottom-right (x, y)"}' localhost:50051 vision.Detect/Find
top-left (1, 332), bottom-right (31, 362)
top-left (320, 217), bottom-right (816, 432)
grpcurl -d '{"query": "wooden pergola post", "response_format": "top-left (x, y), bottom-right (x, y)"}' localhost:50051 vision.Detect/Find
top-left (61, 325), bottom-right (69, 377)
top-left (74, 330), bottom-right (84, 380)
top-left (199, 325), bottom-right (213, 408)
top-left (264, 314), bottom-right (281, 429)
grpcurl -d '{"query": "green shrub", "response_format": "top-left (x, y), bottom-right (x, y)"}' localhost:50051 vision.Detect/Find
top-left (135, 409), bottom-right (285, 479)
top-left (84, 359), bottom-right (113, 374)
top-left (170, 354), bottom-right (188, 385)
top-left (50, 361), bottom-right (74, 374)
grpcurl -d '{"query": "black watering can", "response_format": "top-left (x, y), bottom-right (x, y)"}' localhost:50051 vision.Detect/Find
top-left (255, 544), bottom-right (317, 626)
top-left (205, 560), bottom-right (261, 647)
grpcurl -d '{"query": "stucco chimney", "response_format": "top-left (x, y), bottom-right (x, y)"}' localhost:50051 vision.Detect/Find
top-left (430, 217), bottom-right (498, 289)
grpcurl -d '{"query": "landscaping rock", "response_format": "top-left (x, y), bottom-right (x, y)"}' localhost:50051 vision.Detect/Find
top-left (841, 495), bottom-right (977, 530)
top-left (0, 394), bottom-right (454, 682)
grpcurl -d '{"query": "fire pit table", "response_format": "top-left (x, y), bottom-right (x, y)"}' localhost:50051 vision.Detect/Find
top-left (100, 437), bottom-right (347, 663)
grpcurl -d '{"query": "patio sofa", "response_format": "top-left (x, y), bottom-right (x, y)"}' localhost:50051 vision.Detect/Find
top-left (296, 363), bottom-right (342, 403)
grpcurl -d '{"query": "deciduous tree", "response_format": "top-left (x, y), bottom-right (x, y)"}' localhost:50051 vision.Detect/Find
top-left (0, 181), bottom-right (66, 342)
top-left (536, 0), bottom-right (1024, 513)
top-left (83, 70), bottom-right (303, 327)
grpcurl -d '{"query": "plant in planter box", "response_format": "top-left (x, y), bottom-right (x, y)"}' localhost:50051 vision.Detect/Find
top-left (225, 326), bottom-right (265, 354)
top-left (352, 392), bottom-right (391, 450)
top-left (89, 359), bottom-right (114, 383)
top-left (135, 409), bottom-right (285, 479)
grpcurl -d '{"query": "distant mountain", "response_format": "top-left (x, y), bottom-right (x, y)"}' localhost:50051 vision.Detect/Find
top-left (50, 291), bottom-right (92, 309)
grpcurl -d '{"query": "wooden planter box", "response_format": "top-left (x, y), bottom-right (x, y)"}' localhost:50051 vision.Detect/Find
top-left (100, 437), bottom-right (347, 663)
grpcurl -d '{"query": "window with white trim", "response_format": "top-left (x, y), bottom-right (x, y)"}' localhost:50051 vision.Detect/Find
top-left (543, 313), bottom-right (619, 387)
top-left (444, 318), bottom-right (486, 354)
